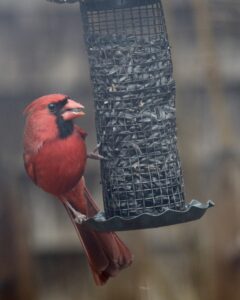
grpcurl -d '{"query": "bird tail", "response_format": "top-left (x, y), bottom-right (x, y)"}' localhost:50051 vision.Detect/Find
top-left (61, 180), bottom-right (133, 285)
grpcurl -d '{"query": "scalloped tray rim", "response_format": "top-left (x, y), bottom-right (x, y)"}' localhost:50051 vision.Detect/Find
top-left (84, 200), bottom-right (214, 231)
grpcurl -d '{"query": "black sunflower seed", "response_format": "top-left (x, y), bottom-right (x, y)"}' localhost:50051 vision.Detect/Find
top-left (83, 8), bottom-right (185, 218)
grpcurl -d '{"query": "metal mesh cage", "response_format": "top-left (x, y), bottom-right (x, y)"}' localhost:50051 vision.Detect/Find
top-left (80, 0), bottom-right (185, 218)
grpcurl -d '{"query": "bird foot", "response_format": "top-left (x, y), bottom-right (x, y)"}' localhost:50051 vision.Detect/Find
top-left (74, 213), bottom-right (87, 224)
top-left (66, 202), bottom-right (87, 224)
top-left (87, 152), bottom-right (105, 160)
top-left (87, 143), bottom-right (106, 160)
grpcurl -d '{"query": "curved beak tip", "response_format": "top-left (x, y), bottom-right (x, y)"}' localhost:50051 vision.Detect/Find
top-left (61, 99), bottom-right (85, 120)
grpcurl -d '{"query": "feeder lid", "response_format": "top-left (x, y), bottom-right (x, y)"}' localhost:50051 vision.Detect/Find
top-left (47, 0), bottom-right (79, 4)
top-left (47, 0), bottom-right (161, 9)
top-left (79, 0), bottom-right (160, 10)
top-left (83, 200), bottom-right (214, 232)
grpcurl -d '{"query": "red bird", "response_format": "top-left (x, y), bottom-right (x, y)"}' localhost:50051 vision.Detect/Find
top-left (23, 94), bottom-right (133, 285)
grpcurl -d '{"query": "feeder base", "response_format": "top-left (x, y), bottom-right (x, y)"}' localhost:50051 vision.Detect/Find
top-left (83, 200), bottom-right (214, 231)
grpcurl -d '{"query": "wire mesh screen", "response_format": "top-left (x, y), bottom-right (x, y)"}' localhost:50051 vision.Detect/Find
top-left (81, 0), bottom-right (185, 218)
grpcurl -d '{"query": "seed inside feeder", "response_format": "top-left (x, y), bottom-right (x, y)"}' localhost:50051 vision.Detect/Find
top-left (85, 33), bottom-right (185, 218)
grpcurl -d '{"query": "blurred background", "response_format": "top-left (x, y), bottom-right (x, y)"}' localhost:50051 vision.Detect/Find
top-left (1, 0), bottom-right (240, 299)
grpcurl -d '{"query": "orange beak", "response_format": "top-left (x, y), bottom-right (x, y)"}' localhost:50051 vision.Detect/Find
top-left (61, 99), bottom-right (85, 121)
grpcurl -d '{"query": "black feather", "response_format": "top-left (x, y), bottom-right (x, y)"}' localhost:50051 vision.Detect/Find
top-left (56, 116), bottom-right (74, 139)
top-left (48, 97), bottom-right (74, 139)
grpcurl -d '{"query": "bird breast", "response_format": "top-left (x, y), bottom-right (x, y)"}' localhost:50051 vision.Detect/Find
top-left (31, 132), bottom-right (87, 196)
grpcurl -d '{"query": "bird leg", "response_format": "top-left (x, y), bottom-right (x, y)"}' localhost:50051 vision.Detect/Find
top-left (66, 201), bottom-right (87, 224)
top-left (87, 143), bottom-right (105, 160)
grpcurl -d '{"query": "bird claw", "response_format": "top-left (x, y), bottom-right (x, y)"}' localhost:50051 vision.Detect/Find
top-left (74, 213), bottom-right (87, 225)
top-left (92, 143), bottom-right (101, 154)
top-left (87, 153), bottom-right (105, 160)
top-left (66, 201), bottom-right (87, 224)
top-left (87, 143), bottom-right (106, 160)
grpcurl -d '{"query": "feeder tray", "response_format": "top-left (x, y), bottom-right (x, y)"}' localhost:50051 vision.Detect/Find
top-left (50, 0), bottom-right (214, 231)
top-left (84, 200), bottom-right (214, 231)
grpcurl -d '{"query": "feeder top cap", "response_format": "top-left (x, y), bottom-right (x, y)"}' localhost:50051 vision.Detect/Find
top-left (47, 0), bottom-right (79, 4)
top-left (47, 0), bottom-right (161, 8)
top-left (79, 0), bottom-right (160, 11)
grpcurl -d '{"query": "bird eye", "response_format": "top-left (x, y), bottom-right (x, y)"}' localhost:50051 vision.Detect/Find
top-left (48, 103), bottom-right (56, 112)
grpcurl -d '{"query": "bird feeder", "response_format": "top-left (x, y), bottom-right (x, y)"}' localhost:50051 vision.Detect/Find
top-left (48, 0), bottom-right (214, 231)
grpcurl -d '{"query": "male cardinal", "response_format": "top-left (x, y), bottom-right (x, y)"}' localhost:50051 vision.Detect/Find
top-left (23, 94), bottom-right (132, 285)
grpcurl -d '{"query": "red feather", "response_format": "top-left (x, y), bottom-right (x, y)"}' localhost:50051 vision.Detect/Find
top-left (23, 94), bottom-right (133, 285)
